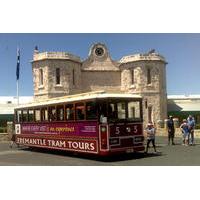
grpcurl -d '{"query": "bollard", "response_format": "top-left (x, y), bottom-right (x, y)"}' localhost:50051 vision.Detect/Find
top-left (7, 121), bottom-right (14, 140)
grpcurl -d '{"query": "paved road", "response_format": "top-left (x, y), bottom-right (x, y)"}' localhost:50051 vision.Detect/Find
top-left (1, 136), bottom-right (200, 166)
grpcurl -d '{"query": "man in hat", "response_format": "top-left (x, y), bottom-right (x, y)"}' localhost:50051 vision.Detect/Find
top-left (145, 122), bottom-right (157, 154)
top-left (167, 115), bottom-right (175, 145)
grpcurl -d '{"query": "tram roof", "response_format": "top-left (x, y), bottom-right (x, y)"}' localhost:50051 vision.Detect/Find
top-left (15, 91), bottom-right (142, 109)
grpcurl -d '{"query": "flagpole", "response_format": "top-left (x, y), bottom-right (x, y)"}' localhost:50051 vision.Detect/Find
top-left (17, 78), bottom-right (19, 106)
top-left (16, 47), bottom-right (20, 106)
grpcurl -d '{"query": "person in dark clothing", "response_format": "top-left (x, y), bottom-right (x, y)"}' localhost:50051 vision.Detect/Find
top-left (167, 115), bottom-right (175, 145)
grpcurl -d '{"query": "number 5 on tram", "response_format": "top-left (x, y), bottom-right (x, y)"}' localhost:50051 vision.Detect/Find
top-left (14, 92), bottom-right (145, 156)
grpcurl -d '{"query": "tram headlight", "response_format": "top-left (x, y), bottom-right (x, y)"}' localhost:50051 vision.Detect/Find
top-left (101, 127), bottom-right (106, 132)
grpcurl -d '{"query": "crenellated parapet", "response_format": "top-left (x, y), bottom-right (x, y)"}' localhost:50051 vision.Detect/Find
top-left (32, 52), bottom-right (81, 63)
top-left (120, 53), bottom-right (167, 64)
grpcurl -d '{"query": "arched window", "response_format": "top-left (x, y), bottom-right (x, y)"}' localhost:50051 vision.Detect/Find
top-left (147, 68), bottom-right (151, 84)
top-left (131, 69), bottom-right (135, 84)
top-left (56, 68), bottom-right (60, 85)
top-left (73, 69), bottom-right (75, 85)
top-left (148, 106), bottom-right (152, 122)
top-left (39, 68), bottom-right (43, 86)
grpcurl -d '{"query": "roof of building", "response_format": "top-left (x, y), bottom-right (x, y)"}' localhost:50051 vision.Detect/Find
top-left (0, 96), bottom-right (33, 114)
top-left (168, 102), bottom-right (200, 112)
top-left (168, 95), bottom-right (200, 100)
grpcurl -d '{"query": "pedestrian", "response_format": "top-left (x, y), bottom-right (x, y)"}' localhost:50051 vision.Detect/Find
top-left (167, 115), bottom-right (175, 145)
top-left (145, 122), bottom-right (157, 154)
top-left (180, 119), bottom-right (190, 146)
top-left (187, 115), bottom-right (195, 145)
top-left (9, 132), bottom-right (19, 148)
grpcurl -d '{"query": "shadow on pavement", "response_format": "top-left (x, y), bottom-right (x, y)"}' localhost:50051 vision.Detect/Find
top-left (19, 146), bottom-right (163, 162)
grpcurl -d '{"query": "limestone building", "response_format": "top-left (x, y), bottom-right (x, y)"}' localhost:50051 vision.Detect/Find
top-left (31, 43), bottom-right (168, 124)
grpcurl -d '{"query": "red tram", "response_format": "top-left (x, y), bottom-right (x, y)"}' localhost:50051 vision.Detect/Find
top-left (14, 91), bottom-right (145, 156)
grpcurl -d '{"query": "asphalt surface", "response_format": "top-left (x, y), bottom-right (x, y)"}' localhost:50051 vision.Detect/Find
top-left (1, 136), bottom-right (200, 166)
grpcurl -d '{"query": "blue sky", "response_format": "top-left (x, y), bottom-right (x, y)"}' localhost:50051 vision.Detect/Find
top-left (0, 33), bottom-right (200, 96)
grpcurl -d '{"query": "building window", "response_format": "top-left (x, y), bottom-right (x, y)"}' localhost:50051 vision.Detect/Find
top-left (147, 68), bottom-right (151, 84)
top-left (56, 68), bottom-right (60, 85)
top-left (73, 69), bottom-right (75, 85)
top-left (131, 69), bottom-right (135, 84)
top-left (148, 106), bottom-right (152, 122)
top-left (39, 69), bottom-right (43, 86)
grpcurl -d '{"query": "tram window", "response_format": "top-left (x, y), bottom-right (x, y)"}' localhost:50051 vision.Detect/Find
top-left (28, 110), bottom-right (34, 122)
top-left (35, 109), bottom-right (41, 122)
top-left (117, 102), bottom-right (126, 119)
top-left (16, 110), bottom-right (22, 123)
top-left (65, 104), bottom-right (74, 120)
top-left (86, 102), bottom-right (97, 120)
top-left (49, 107), bottom-right (56, 121)
top-left (22, 110), bottom-right (28, 122)
top-left (128, 101), bottom-right (141, 119)
top-left (41, 108), bottom-right (48, 121)
top-left (75, 103), bottom-right (85, 120)
top-left (57, 105), bottom-right (64, 121)
top-left (108, 103), bottom-right (117, 120)
top-left (98, 102), bottom-right (107, 117)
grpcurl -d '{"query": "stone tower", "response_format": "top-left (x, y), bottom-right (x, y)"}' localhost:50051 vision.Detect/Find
top-left (120, 50), bottom-right (168, 124)
top-left (32, 47), bottom-right (82, 101)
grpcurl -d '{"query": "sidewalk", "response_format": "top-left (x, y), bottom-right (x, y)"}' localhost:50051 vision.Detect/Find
top-left (152, 135), bottom-right (200, 146)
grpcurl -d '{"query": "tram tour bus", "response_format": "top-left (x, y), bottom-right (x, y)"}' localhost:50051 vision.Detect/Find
top-left (14, 91), bottom-right (145, 156)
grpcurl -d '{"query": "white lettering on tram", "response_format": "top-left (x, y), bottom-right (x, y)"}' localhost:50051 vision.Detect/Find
top-left (17, 137), bottom-right (96, 152)
top-left (47, 140), bottom-right (66, 148)
top-left (17, 137), bottom-right (46, 146)
top-left (67, 141), bottom-right (95, 151)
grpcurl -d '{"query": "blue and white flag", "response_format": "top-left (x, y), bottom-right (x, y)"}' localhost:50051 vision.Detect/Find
top-left (16, 48), bottom-right (20, 80)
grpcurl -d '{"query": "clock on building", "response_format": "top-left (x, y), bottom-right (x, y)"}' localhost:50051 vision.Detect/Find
top-left (95, 47), bottom-right (104, 56)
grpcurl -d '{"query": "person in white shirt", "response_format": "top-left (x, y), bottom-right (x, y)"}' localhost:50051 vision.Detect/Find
top-left (145, 122), bottom-right (157, 154)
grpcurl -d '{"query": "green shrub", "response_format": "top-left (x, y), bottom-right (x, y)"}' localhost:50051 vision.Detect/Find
top-left (0, 127), bottom-right (7, 133)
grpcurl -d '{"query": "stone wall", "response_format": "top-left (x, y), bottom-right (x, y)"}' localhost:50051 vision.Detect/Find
top-left (156, 128), bottom-right (200, 138)
top-left (81, 71), bottom-right (121, 93)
